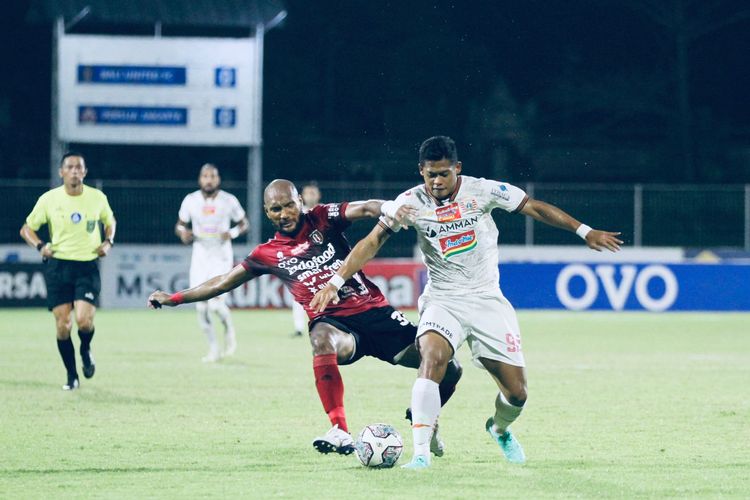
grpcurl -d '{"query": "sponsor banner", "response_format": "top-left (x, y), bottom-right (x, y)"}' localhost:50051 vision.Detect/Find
top-left (362, 260), bottom-right (424, 309)
top-left (58, 35), bottom-right (259, 145)
top-left (100, 245), bottom-right (192, 308)
top-left (502, 263), bottom-right (750, 311)
top-left (77, 65), bottom-right (186, 85)
top-left (99, 246), bottom-right (425, 309)
top-left (72, 244), bottom-right (750, 311)
top-left (79, 106), bottom-right (188, 126)
top-left (0, 263), bottom-right (47, 307)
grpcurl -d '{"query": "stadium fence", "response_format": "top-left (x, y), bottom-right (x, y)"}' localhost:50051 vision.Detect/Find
top-left (4, 179), bottom-right (750, 257)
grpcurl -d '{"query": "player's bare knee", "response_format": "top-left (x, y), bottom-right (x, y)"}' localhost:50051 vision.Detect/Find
top-left (56, 324), bottom-right (71, 339)
top-left (507, 385), bottom-right (528, 407)
top-left (418, 338), bottom-right (451, 368)
top-left (309, 329), bottom-right (336, 355)
top-left (55, 315), bottom-right (71, 332)
top-left (76, 316), bottom-right (94, 331)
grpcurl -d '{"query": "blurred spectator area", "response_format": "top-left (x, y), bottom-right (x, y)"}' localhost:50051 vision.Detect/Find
top-left (6, 179), bottom-right (749, 256)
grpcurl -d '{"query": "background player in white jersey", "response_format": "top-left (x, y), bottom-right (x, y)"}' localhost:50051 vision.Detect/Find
top-left (312, 136), bottom-right (623, 469)
top-left (176, 164), bottom-right (249, 362)
top-left (291, 182), bottom-right (322, 337)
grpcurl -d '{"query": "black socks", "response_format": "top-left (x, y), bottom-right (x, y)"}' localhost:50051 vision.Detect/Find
top-left (78, 329), bottom-right (95, 353)
top-left (56, 338), bottom-right (78, 377)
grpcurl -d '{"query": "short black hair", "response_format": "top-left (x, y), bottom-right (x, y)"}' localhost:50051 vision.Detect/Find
top-left (60, 151), bottom-right (85, 166)
top-left (418, 136), bottom-right (457, 165)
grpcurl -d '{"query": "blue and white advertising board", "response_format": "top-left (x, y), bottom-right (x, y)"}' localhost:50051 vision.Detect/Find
top-left (58, 35), bottom-right (259, 145)
top-left (500, 263), bottom-right (750, 311)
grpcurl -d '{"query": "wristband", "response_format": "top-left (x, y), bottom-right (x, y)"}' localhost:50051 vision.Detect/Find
top-left (105, 238), bottom-right (114, 246)
top-left (228, 226), bottom-right (241, 239)
top-left (36, 242), bottom-right (45, 252)
top-left (329, 274), bottom-right (346, 290)
top-left (169, 292), bottom-right (185, 305)
top-left (576, 224), bottom-right (592, 240)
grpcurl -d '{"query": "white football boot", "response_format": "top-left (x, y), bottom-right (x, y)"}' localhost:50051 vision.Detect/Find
top-left (312, 424), bottom-right (355, 455)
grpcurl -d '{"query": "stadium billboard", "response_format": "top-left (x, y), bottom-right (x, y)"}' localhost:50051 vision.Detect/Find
top-left (3, 244), bottom-right (736, 311)
top-left (57, 35), bottom-right (259, 145)
top-left (501, 263), bottom-right (750, 311)
top-left (0, 262), bottom-right (47, 307)
top-left (97, 247), bottom-right (423, 309)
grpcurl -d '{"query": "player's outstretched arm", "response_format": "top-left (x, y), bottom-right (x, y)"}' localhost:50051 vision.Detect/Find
top-left (343, 199), bottom-right (385, 221)
top-left (345, 199), bottom-right (418, 226)
top-left (520, 198), bottom-right (623, 252)
top-left (148, 263), bottom-right (252, 308)
top-left (310, 224), bottom-right (392, 312)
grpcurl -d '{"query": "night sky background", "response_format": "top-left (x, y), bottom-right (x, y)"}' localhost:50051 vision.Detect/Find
top-left (1, 0), bottom-right (749, 184)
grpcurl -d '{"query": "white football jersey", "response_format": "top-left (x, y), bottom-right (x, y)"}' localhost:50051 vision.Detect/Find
top-left (383, 175), bottom-right (527, 294)
top-left (178, 190), bottom-right (246, 267)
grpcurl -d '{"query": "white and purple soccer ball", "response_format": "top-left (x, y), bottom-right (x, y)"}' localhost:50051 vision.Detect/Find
top-left (355, 423), bottom-right (403, 468)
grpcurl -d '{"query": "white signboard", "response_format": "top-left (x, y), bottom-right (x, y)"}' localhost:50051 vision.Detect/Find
top-left (99, 245), bottom-right (298, 309)
top-left (57, 35), bottom-right (259, 145)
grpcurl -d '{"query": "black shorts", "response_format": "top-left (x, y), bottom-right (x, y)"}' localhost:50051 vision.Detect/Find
top-left (44, 258), bottom-right (101, 311)
top-left (310, 306), bottom-right (417, 365)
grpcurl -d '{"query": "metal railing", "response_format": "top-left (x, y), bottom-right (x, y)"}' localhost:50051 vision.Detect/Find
top-left (5, 179), bottom-right (750, 256)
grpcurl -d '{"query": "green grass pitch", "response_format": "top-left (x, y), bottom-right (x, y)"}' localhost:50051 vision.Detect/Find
top-left (1, 309), bottom-right (748, 498)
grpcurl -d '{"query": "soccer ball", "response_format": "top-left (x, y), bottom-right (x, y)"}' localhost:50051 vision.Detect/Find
top-left (355, 423), bottom-right (403, 468)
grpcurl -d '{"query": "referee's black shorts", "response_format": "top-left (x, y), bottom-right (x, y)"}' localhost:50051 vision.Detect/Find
top-left (44, 258), bottom-right (101, 310)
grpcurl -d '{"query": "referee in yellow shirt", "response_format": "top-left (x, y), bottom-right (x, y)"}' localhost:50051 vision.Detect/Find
top-left (20, 152), bottom-right (116, 391)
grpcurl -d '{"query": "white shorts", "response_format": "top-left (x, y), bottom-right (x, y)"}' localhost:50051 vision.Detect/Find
top-left (417, 289), bottom-right (525, 368)
top-left (190, 254), bottom-right (233, 288)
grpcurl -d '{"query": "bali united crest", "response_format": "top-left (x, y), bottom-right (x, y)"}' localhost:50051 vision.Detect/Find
top-left (310, 229), bottom-right (324, 245)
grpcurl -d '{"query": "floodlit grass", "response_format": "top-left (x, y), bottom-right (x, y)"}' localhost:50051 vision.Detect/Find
top-left (1, 309), bottom-right (748, 498)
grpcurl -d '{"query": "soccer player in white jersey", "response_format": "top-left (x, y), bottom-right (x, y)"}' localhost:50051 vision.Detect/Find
top-left (291, 182), bottom-right (322, 337)
top-left (176, 164), bottom-right (249, 362)
top-left (311, 136), bottom-right (623, 468)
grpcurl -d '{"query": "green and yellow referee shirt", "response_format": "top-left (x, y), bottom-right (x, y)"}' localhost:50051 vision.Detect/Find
top-left (26, 185), bottom-right (115, 262)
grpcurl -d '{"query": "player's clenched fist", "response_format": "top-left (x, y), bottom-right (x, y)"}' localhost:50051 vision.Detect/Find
top-left (310, 284), bottom-right (339, 313)
top-left (147, 290), bottom-right (173, 309)
top-left (381, 200), bottom-right (418, 227)
top-left (178, 229), bottom-right (194, 245)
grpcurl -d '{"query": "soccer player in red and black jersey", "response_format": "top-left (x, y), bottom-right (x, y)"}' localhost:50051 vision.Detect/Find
top-left (148, 179), bottom-right (462, 456)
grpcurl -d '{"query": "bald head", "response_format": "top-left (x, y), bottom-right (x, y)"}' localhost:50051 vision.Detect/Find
top-left (264, 179), bottom-right (304, 233)
top-left (264, 179), bottom-right (298, 205)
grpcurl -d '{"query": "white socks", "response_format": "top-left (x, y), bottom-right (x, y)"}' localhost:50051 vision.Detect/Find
top-left (210, 299), bottom-right (236, 350)
top-left (292, 301), bottom-right (307, 333)
top-left (410, 378), bottom-right (441, 460)
top-left (493, 391), bottom-right (523, 435)
top-left (196, 302), bottom-right (218, 352)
